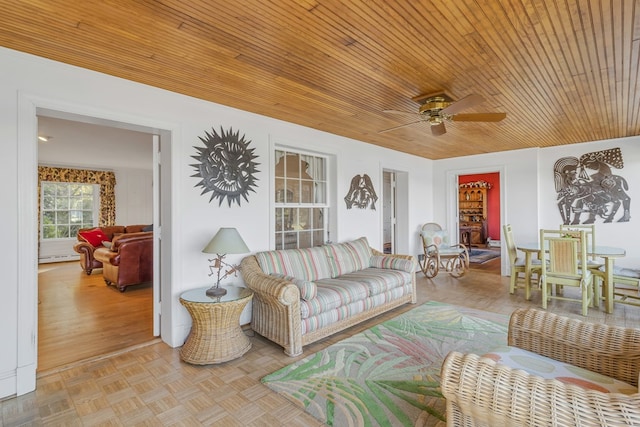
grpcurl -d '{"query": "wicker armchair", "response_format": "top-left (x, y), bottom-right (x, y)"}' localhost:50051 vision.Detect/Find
top-left (441, 308), bottom-right (640, 426)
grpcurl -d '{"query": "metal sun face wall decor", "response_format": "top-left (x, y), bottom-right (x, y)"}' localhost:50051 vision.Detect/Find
top-left (554, 147), bottom-right (631, 224)
top-left (191, 127), bottom-right (260, 207)
top-left (344, 174), bottom-right (378, 210)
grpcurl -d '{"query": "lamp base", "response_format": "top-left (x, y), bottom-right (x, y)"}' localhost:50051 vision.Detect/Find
top-left (206, 286), bottom-right (227, 297)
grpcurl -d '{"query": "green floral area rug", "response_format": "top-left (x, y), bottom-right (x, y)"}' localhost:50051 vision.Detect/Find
top-left (262, 301), bottom-right (509, 426)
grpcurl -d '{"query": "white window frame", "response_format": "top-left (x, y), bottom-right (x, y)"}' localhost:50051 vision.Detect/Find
top-left (274, 148), bottom-right (330, 249)
top-left (40, 181), bottom-right (100, 241)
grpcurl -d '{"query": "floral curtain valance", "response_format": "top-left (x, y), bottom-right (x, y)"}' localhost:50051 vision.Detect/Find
top-left (38, 166), bottom-right (117, 226)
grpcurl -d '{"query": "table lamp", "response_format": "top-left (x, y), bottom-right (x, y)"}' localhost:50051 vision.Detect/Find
top-left (202, 227), bottom-right (250, 297)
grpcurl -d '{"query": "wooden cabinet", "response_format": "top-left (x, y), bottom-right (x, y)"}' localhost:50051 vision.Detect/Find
top-left (459, 185), bottom-right (488, 246)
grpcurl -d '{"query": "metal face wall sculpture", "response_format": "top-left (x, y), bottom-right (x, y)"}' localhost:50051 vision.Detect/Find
top-left (344, 174), bottom-right (378, 210)
top-left (191, 127), bottom-right (260, 207)
top-left (554, 147), bottom-right (631, 224)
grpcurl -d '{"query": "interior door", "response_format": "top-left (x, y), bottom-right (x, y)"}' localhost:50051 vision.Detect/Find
top-left (382, 171), bottom-right (396, 254)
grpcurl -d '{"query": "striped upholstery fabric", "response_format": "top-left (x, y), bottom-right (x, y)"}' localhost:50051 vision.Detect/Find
top-left (255, 246), bottom-right (333, 281)
top-left (300, 279), bottom-right (370, 318)
top-left (369, 255), bottom-right (416, 273)
top-left (301, 298), bottom-right (374, 335)
top-left (299, 269), bottom-right (409, 319)
top-left (324, 236), bottom-right (373, 277)
top-left (269, 273), bottom-right (317, 301)
top-left (253, 238), bottom-right (416, 338)
top-left (340, 268), bottom-right (411, 296)
top-left (368, 283), bottom-right (411, 307)
top-left (300, 284), bottom-right (412, 335)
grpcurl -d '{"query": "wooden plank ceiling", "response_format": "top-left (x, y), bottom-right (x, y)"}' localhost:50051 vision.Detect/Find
top-left (1, 0), bottom-right (639, 160)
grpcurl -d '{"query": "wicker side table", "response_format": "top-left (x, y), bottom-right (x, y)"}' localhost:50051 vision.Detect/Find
top-left (179, 286), bottom-right (253, 365)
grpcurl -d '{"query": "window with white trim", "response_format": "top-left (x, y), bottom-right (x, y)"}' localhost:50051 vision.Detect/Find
top-left (274, 149), bottom-right (328, 249)
top-left (41, 182), bottom-right (99, 239)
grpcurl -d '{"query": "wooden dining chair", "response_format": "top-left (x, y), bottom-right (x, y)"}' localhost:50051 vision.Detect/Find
top-left (560, 224), bottom-right (608, 306)
top-left (504, 224), bottom-right (541, 300)
top-left (608, 266), bottom-right (640, 307)
top-left (540, 229), bottom-right (595, 316)
top-left (559, 223), bottom-right (604, 266)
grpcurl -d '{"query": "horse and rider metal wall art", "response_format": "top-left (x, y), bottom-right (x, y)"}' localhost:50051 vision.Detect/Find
top-left (554, 147), bottom-right (631, 224)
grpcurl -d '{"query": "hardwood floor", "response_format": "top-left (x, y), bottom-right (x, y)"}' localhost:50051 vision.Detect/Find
top-left (38, 261), bottom-right (154, 372)
top-left (4, 257), bottom-right (638, 425)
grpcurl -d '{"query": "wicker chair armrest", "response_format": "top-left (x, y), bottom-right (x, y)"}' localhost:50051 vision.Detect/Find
top-left (441, 351), bottom-right (640, 427)
top-left (508, 308), bottom-right (640, 386)
top-left (240, 255), bottom-right (299, 305)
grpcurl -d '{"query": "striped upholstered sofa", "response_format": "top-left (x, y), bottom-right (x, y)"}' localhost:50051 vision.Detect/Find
top-left (240, 237), bottom-right (417, 356)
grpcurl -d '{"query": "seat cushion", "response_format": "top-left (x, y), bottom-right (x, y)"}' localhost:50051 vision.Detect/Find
top-left (299, 280), bottom-right (370, 318)
top-left (482, 346), bottom-right (637, 394)
top-left (338, 268), bottom-right (410, 296)
top-left (601, 265), bottom-right (640, 279)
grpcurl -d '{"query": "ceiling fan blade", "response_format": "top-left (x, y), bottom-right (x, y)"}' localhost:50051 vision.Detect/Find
top-left (441, 93), bottom-right (485, 115)
top-left (378, 120), bottom-right (424, 134)
top-left (452, 112), bottom-right (507, 122)
top-left (431, 122), bottom-right (446, 136)
top-left (383, 109), bottom-right (421, 118)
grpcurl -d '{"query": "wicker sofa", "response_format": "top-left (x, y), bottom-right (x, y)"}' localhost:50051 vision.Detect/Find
top-left (240, 237), bottom-right (417, 356)
top-left (440, 308), bottom-right (640, 426)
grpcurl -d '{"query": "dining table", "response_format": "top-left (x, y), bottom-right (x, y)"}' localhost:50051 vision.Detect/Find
top-left (517, 242), bottom-right (626, 314)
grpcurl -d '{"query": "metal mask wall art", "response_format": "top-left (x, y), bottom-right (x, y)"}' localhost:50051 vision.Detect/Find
top-left (344, 174), bottom-right (378, 210)
top-left (191, 127), bottom-right (260, 207)
top-left (554, 147), bottom-right (631, 224)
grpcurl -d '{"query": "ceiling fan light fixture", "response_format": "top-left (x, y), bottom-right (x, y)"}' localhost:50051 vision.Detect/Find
top-left (429, 116), bottom-right (443, 126)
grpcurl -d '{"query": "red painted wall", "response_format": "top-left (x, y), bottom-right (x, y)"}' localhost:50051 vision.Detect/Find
top-left (459, 172), bottom-right (500, 241)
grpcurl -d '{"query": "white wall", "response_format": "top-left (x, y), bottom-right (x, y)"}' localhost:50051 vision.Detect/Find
top-left (434, 139), bottom-right (640, 274)
top-left (538, 138), bottom-right (639, 267)
top-left (0, 47), bottom-right (433, 399)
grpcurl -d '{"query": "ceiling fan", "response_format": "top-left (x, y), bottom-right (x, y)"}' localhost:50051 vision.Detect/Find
top-left (380, 92), bottom-right (506, 136)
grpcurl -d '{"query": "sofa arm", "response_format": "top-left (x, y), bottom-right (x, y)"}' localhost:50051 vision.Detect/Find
top-left (441, 351), bottom-right (640, 427)
top-left (371, 248), bottom-right (417, 304)
top-left (73, 241), bottom-right (95, 257)
top-left (240, 255), bottom-right (303, 356)
top-left (508, 308), bottom-right (640, 387)
top-left (240, 255), bottom-right (300, 305)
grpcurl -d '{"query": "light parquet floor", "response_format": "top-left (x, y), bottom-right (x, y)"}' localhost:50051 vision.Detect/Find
top-left (4, 257), bottom-right (640, 426)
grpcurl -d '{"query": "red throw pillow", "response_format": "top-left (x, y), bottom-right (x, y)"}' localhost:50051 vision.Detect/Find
top-left (79, 228), bottom-right (109, 247)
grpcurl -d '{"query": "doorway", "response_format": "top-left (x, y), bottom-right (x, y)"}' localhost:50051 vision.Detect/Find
top-left (37, 114), bottom-right (157, 371)
top-left (458, 172), bottom-right (500, 248)
top-left (382, 171), bottom-right (396, 254)
top-left (445, 167), bottom-right (507, 276)
top-left (17, 95), bottom-right (173, 395)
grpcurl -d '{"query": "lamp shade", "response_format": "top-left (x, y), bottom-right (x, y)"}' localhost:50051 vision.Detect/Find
top-left (202, 227), bottom-right (250, 254)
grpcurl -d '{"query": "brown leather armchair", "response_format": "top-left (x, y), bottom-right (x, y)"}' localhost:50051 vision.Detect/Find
top-left (93, 232), bottom-right (153, 292)
top-left (73, 226), bottom-right (125, 275)
top-left (73, 225), bottom-right (150, 275)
